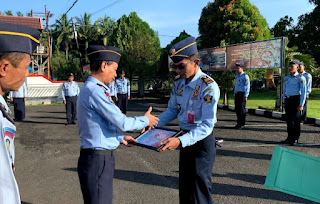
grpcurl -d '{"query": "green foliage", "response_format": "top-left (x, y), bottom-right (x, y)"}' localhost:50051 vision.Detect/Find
top-left (16, 11), bottom-right (23, 16)
top-left (270, 15), bottom-right (294, 38)
top-left (4, 10), bottom-right (13, 16)
top-left (94, 15), bottom-right (115, 46)
top-left (198, 0), bottom-right (271, 48)
top-left (110, 12), bottom-right (161, 79)
top-left (76, 12), bottom-right (94, 63)
top-left (165, 30), bottom-right (191, 50)
top-left (52, 52), bottom-right (82, 81)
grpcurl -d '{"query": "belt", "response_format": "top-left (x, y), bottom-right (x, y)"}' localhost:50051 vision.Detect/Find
top-left (235, 91), bottom-right (245, 94)
top-left (80, 148), bottom-right (113, 155)
top-left (118, 92), bottom-right (127, 94)
top-left (286, 95), bottom-right (300, 99)
top-left (66, 96), bottom-right (77, 98)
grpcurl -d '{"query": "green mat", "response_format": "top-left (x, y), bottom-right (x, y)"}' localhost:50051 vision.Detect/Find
top-left (265, 146), bottom-right (320, 203)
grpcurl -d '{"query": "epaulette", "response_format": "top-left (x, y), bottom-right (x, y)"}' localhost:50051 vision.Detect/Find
top-left (201, 76), bottom-right (214, 85)
top-left (0, 103), bottom-right (14, 124)
top-left (96, 83), bottom-right (108, 91)
top-left (174, 75), bottom-right (181, 81)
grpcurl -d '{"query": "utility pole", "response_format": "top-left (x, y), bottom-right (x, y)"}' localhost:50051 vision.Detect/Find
top-left (29, 6), bottom-right (52, 78)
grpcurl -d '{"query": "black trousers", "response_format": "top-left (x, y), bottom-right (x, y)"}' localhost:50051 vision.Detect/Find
top-left (117, 93), bottom-right (128, 114)
top-left (179, 133), bottom-right (216, 204)
top-left (301, 97), bottom-right (308, 123)
top-left (77, 150), bottom-right (115, 204)
top-left (66, 96), bottom-right (77, 123)
top-left (235, 92), bottom-right (246, 126)
top-left (285, 96), bottom-right (301, 142)
top-left (13, 98), bottom-right (25, 120)
top-left (111, 96), bottom-right (116, 105)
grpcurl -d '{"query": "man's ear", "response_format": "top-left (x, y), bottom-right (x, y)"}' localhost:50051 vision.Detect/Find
top-left (100, 61), bottom-right (107, 72)
top-left (0, 59), bottom-right (10, 77)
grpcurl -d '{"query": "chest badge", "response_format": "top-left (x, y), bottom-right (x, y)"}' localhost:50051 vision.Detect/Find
top-left (178, 84), bottom-right (183, 93)
top-left (193, 85), bottom-right (200, 100)
top-left (204, 94), bottom-right (213, 104)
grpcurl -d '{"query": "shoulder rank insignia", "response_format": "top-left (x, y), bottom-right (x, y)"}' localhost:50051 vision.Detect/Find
top-left (174, 75), bottom-right (181, 81)
top-left (204, 95), bottom-right (213, 104)
top-left (201, 76), bottom-right (214, 85)
top-left (0, 103), bottom-right (14, 124)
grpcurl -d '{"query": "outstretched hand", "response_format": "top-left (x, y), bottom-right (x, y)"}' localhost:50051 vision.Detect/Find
top-left (145, 106), bottom-right (159, 127)
top-left (159, 138), bottom-right (181, 152)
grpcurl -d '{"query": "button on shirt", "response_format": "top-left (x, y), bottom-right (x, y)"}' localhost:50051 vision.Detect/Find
top-left (157, 69), bottom-right (220, 148)
top-left (115, 78), bottom-right (130, 96)
top-left (283, 72), bottom-right (307, 106)
top-left (61, 81), bottom-right (80, 100)
top-left (107, 81), bottom-right (117, 97)
top-left (77, 76), bottom-right (149, 150)
top-left (9, 82), bottom-right (27, 98)
top-left (234, 72), bottom-right (250, 97)
top-left (301, 71), bottom-right (312, 95)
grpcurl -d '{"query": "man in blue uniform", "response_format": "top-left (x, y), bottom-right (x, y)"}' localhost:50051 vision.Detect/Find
top-left (0, 22), bottom-right (40, 204)
top-left (115, 70), bottom-right (130, 114)
top-left (234, 62), bottom-right (250, 129)
top-left (281, 59), bottom-right (306, 146)
top-left (9, 81), bottom-right (28, 121)
top-left (156, 37), bottom-right (220, 204)
top-left (77, 45), bottom-right (159, 204)
top-left (107, 79), bottom-right (117, 104)
top-left (62, 73), bottom-right (80, 125)
top-left (298, 61), bottom-right (312, 124)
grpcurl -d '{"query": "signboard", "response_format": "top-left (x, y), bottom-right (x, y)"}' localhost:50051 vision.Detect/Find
top-left (199, 37), bottom-right (285, 71)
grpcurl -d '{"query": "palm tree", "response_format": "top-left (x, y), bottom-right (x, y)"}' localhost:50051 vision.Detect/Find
top-left (76, 12), bottom-right (93, 63)
top-left (94, 15), bottom-right (115, 46)
top-left (5, 10), bottom-right (13, 16)
top-left (53, 15), bottom-right (73, 61)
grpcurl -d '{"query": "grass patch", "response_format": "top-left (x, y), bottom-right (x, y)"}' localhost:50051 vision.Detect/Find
top-left (219, 88), bottom-right (320, 118)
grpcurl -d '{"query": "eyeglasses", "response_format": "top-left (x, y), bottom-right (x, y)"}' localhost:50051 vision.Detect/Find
top-left (172, 60), bottom-right (196, 70)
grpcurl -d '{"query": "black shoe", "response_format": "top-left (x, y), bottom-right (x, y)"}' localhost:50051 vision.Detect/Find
top-left (280, 139), bottom-right (291, 144)
top-left (71, 122), bottom-right (76, 125)
top-left (289, 140), bottom-right (299, 146)
top-left (65, 123), bottom-right (71, 125)
top-left (234, 125), bottom-right (243, 129)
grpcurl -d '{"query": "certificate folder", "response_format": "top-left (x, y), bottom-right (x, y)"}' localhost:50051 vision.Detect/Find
top-left (133, 127), bottom-right (183, 151)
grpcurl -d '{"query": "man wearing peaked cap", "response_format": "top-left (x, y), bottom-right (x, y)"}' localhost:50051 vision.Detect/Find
top-left (234, 61), bottom-right (250, 129)
top-left (156, 36), bottom-right (220, 203)
top-left (77, 45), bottom-right (159, 204)
top-left (0, 22), bottom-right (40, 204)
top-left (62, 73), bottom-right (80, 125)
top-left (281, 59), bottom-right (306, 146)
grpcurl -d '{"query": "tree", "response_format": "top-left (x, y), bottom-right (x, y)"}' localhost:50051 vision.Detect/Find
top-left (53, 15), bottom-right (73, 61)
top-left (110, 12), bottom-right (161, 96)
top-left (4, 10), bottom-right (13, 16)
top-left (76, 13), bottom-right (93, 63)
top-left (198, 0), bottom-right (271, 48)
top-left (198, 0), bottom-right (272, 104)
top-left (16, 11), bottom-right (24, 16)
top-left (270, 15), bottom-right (294, 38)
top-left (94, 15), bottom-right (115, 46)
top-left (294, 0), bottom-right (320, 65)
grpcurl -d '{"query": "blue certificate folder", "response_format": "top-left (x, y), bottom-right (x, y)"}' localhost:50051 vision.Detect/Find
top-left (264, 146), bottom-right (320, 203)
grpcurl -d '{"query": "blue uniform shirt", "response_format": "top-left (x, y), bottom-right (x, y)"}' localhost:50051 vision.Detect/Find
top-left (234, 72), bottom-right (250, 97)
top-left (283, 72), bottom-right (307, 106)
top-left (115, 78), bottom-right (130, 96)
top-left (157, 69), bottom-right (220, 148)
top-left (107, 81), bottom-right (117, 97)
top-left (61, 81), bottom-right (80, 100)
top-left (301, 71), bottom-right (312, 95)
top-left (9, 82), bottom-right (27, 98)
top-left (77, 76), bottom-right (149, 150)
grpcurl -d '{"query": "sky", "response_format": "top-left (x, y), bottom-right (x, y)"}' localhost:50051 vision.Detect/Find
top-left (1, 0), bottom-right (316, 47)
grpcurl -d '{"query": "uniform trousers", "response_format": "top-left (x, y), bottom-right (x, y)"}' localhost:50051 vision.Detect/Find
top-left (300, 97), bottom-right (308, 123)
top-left (285, 95), bottom-right (301, 142)
top-left (77, 149), bottom-right (115, 204)
top-left (235, 92), bottom-right (246, 126)
top-left (117, 93), bottom-right (128, 114)
top-left (13, 98), bottom-right (25, 120)
top-left (179, 133), bottom-right (216, 204)
top-left (65, 96), bottom-right (77, 124)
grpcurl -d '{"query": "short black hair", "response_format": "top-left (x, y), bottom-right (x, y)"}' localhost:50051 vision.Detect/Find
top-left (90, 61), bottom-right (114, 72)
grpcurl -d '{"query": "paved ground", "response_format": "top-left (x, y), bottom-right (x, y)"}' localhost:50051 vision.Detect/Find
top-left (12, 100), bottom-right (320, 204)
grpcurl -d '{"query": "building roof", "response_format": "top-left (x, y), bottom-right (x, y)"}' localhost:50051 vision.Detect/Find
top-left (0, 15), bottom-right (43, 30)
